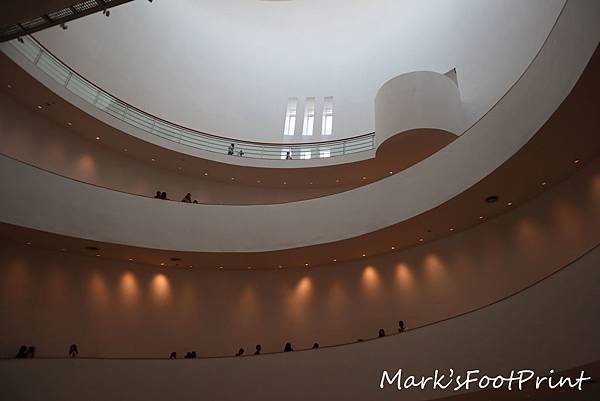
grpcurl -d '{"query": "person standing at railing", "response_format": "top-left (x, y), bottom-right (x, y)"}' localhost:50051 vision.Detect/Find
top-left (181, 193), bottom-right (192, 203)
top-left (228, 143), bottom-right (235, 155)
top-left (286, 151), bottom-right (292, 160)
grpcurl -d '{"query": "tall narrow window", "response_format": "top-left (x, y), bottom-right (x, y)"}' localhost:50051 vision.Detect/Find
top-left (302, 97), bottom-right (315, 136)
top-left (283, 98), bottom-right (297, 136)
top-left (322, 96), bottom-right (334, 135)
top-left (301, 148), bottom-right (312, 160)
top-left (319, 147), bottom-right (331, 158)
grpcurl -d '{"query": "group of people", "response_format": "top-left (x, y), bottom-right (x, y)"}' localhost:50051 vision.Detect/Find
top-left (15, 322), bottom-right (406, 360)
top-left (227, 143), bottom-right (244, 157)
top-left (154, 191), bottom-right (199, 204)
top-left (227, 143), bottom-right (295, 160)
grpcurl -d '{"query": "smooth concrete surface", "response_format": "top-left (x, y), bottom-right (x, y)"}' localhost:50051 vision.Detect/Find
top-left (1, 0), bottom-right (597, 252)
top-left (0, 242), bottom-right (598, 401)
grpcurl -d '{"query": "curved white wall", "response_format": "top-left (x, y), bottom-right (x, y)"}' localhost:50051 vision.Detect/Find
top-left (31, 0), bottom-right (565, 142)
top-left (0, 233), bottom-right (598, 401)
top-left (0, 0), bottom-right (598, 252)
top-left (0, 156), bottom-right (599, 360)
top-left (374, 71), bottom-right (464, 147)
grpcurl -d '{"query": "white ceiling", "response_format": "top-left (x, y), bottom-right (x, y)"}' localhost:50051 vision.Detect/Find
top-left (33, 0), bottom-right (564, 142)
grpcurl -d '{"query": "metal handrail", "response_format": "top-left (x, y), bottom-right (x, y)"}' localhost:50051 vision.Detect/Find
top-left (9, 35), bottom-right (375, 160)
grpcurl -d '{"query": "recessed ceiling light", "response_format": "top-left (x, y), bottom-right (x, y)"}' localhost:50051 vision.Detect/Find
top-left (247, 266), bottom-right (252, 270)
top-left (188, 265), bottom-right (193, 268)
top-left (7, 84), bottom-right (12, 89)
top-left (574, 159), bottom-right (580, 164)
top-left (283, 181), bottom-right (287, 185)
top-left (541, 181), bottom-right (547, 186)
top-left (362, 253), bottom-right (366, 257)
top-left (231, 177), bottom-right (235, 181)
top-left (36, 105), bottom-right (42, 109)
top-left (67, 122), bottom-right (72, 126)
top-left (479, 216), bottom-right (484, 220)
top-left (204, 172), bottom-right (208, 176)
top-left (305, 263), bottom-right (309, 267)
top-left (391, 246), bottom-right (395, 250)
top-left (333, 258), bottom-right (337, 262)
top-left (418, 238), bottom-right (424, 242)
top-left (335, 179), bottom-right (340, 183)
top-left (160, 262), bottom-right (165, 266)
top-left (218, 266), bottom-right (223, 269)
top-left (362, 176), bottom-right (366, 180)
top-left (278, 265), bottom-right (283, 269)
top-left (123, 148), bottom-right (128, 152)
top-left (25, 241), bottom-right (31, 245)
top-left (449, 227), bottom-right (455, 232)
top-left (389, 171), bottom-right (393, 175)
top-left (95, 136), bottom-right (100, 140)
top-left (128, 258), bottom-right (134, 261)
top-left (151, 158), bottom-right (156, 162)
top-left (507, 202), bottom-right (513, 206)
top-left (309, 181), bottom-right (313, 185)
top-left (95, 254), bottom-right (101, 257)
top-left (257, 179), bottom-right (261, 183)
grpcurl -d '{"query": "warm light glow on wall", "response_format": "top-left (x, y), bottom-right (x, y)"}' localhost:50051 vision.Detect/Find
top-left (552, 200), bottom-right (583, 243)
top-left (515, 219), bottom-right (543, 250)
top-left (295, 276), bottom-right (313, 297)
top-left (74, 154), bottom-right (96, 179)
top-left (394, 263), bottom-right (414, 292)
top-left (361, 266), bottom-right (381, 296)
top-left (590, 174), bottom-right (600, 203)
top-left (89, 271), bottom-right (110, 308)
top-left (119, 271), bottom-right (139, 306)
top-left (2, 259), bottom-right (30, 303)
top-left (424, 254), bottom-right (448, 280)
top-left (150, 273), bottom-right (171, 305)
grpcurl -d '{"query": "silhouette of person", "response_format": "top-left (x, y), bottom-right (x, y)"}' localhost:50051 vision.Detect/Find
top-left (228, 144), bottom-right (235, 155)
top-left (286, 151), bottom-right (292, 160)
top-left (181, 193), bottom-right (192, 203)
top-left (312, 343), bottom-right (319, 349)
top-left (398, 320), bottom-right (406, 333)
top-left (235, 348), bottom-right (244, 357)
top-left (160, 191), bottom-right (167, 200)
top-left (16, 345), bottom-right (28, 358)
top-left (254, 344), bottom-right (262, 355)
top-left (378, 329), bottom-right (386, 338)
top-left (283, 342), bottom-right (293, 352)
top-left (154, 191), bottom-right (161, 199)
top-left (25, 346), bottom-right (35, 358)
top-left (190, 351), bottom-right (197, 358)
top-left (169, 352), bottom-right (177, 359)
top-left (69, 344), bottom-right (78, 358)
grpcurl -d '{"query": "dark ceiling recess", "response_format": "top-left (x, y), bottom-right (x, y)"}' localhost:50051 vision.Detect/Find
top-left (170, 257), bottom-right (182, 262)
top-left (485, 195), bottom-right (499, 203)
top-left (85, 246), bottom-right (99, 251)
top-left (0, 0), bottom-right (135, 43)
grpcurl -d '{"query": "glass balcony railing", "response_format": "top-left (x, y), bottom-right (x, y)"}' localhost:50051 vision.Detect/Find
top-left (9, 36), bottom-right (375, 160)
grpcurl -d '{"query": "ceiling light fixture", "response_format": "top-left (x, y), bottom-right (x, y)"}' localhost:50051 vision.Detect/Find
top-left (95, 254), bottom-right (101, 257)
top-left (204, 172), bottom-right (208, 176)
top-left (37, 105), bottom-right (42, 109)
top-left (449, 227), bottom-right (455, 232)
top-left (574, 159), bottom-right (580, 164)
top-left (305, 263), bottom-right (309, 267)
top-left (479, 216), bottom-right (484, 220)
top-left (95, 136), bottom-right (100, 140)
top-left (7, 84), bottom-right (12, 89)
top-left (507, 202), bottom-right (513, 206)
top-left (25, 241), bottom-right (31, 245)
top-left (391, 246), bottom-right (395, 250)
top-left (418, 238), bottom-right (424, 242)
top-left (541, 181), bottom-right (547, 186)
top-left (67, 122), bottom-right (72, 126)
top-left (389, 171), bottom-right (393, 175)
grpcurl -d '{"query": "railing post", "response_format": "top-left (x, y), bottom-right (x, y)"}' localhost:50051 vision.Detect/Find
top-left (33, 46), bottom-right (43, 65)
top-left (64, 71), bottom-right (73, 88)
top-left (343, 140), bottom-right (346, 155)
